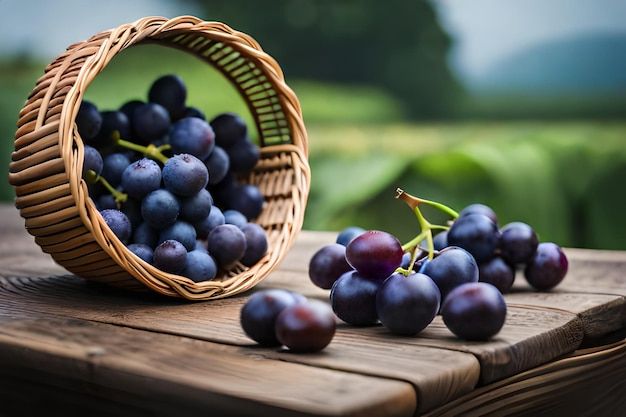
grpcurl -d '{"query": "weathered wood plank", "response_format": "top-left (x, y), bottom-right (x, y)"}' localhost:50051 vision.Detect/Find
top-left (505, 291), bottom-right (625, 339)
top-left (0, 309), bottom-right (416, 417)
top-left (0, 275), bottom-right (481, 415)
top-left (423, 341), bottom-right (626, 417)
top-left (1, 203), bottom-right (625, 415)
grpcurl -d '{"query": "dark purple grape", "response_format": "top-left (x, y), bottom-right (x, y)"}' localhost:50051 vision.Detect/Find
top-left (376, 272), bottom-right (441, 335)
top-left (419, 230), bottom-right (449, 253)
top-left (194, 239), bottom-right (208, 252)
top-left (240, 288), bottom-right (305, 346)
top-left (478, 256), bottom-right (516, 293)
top-left (132, 221), bottom-right (158, 248)
top-left (421, 246), bottom-right (479, 302)
top-left (158, 220), bottom-right (197, 252)
top-left (96, 193), bottom-right (117, 210)
top-left (207, 224), bottom-right (247, 267)
top-left (93, 110), bottom-right (132, 148)
top-left (524, 242), bottom-right (568, 290)
top-left (179, 189), bottom-right (213, 224)
top-left (193, 206), bottom-right (225, 239)
top-left (499, 222), bottom-right (538, 265)
top-left (141, 188), bottom-right (180, 229)
top-left (153, 239), bottom-right (187, 273)
top-left (127, 243), bottom-right (154, 264)
top-left (100, 209), bottom-right (132, 244)
top-left (162, 153), bottom-right (209, 197)
top-left (240, 223), bottom-right (268, 267)
top-left (275, 299), bottom-right (336, 352)
top-left (226, 184), bottom-right (264, 221)
top-left (330, 270), bottom-right (381, 326)
top-left (120, 197), bottom-right (143, 230)
top-left (210, 112), bottom-right (248, 149)
top-left (182, 106), bottom-right (206, 120)
top-left (223, 209), bottom-right (248, 229)
top-left (441, 282), bottom-right (507, 341)
top-left (458, 203), bottom-right (498, 225)
top-left (433, 230), bottom-right (449, 250)
top-left (83, 145), bottom-right (103, 177)
top-left (169, 117), bottom-right (215, 160)
top-left (204, 146), bottom-right (230, 185)
top-left (336, 226), bottom-right (366, 247)
top-left (345, 230), bottom-right (403, 279)
top-left (131, 102), bottom-right (171, 143)
top-left (308, 243), bottom-right (353, 289)
top-left (121, 158), bottom-right (162, 199)
top-left (119, 99), bottom-right (144, 122)
top-left (207, 172), bottom-right (237, 208)
top-left (447, 213), bottom-right (500, 263)
top-left (399, 252), bottom-right (411, 268)
top-left (226, 138), bottom-right (261, 174)
top-left (148, 74), bottom-right (187, 121)
top-left (180, 249), bottom-right (217, 282)
top-left (76, 100), bottom-right (102, 140)
top-left (101, 152), bottom-right (131, 188)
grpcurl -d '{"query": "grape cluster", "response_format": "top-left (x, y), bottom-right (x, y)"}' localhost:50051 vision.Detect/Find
top-left (240, 288), bottom-right (336, 352)
top-left (308, 189), bottom-right (569, 341)
top-left (76, 74), bottom-right (268, 282)
top-left (444, 203), bottom-right (569, 293)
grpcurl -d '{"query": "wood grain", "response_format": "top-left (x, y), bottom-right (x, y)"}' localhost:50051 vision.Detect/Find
top-left (423, 341), bottom-right (626, 417)
top-left (0, 309), bottom-right (416, 417)
top-left (1, 204), bottom-right (625, 416)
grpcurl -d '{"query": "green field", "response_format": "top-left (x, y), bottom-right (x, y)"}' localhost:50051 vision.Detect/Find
top-left (3, 46), bottom-right (625, 250)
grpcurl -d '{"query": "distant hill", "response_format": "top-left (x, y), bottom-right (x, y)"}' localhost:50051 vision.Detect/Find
top-left (468, 32), bottom-right (626, 95)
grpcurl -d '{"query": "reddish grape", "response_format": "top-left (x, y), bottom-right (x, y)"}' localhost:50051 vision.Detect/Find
top-left (345, 230), bottom-right (403, 279)
top-left (275, 300), bottom-right (336, 352)
top-left (240, 289), bottom-right (305, 346)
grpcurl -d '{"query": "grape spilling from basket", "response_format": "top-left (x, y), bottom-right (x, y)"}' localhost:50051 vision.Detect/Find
top-left (239, 189), bottom-right (568, 353)
top-left (308, 189), bottom-right (568, 341)
top-left (76, 74), bottom-right (268, 282)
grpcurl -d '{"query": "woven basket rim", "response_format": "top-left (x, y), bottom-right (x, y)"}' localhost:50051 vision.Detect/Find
top-left (9, 15), bottom-right (311, 300)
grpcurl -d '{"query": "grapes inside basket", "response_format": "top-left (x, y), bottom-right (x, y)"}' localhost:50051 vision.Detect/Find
top-left (79, 73), bottom-right (271, 283)
top-left (9, 16), bottom-right (309, 301)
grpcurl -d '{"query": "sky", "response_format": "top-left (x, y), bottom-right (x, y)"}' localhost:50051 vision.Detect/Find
top-left (433, 0), bottom-right (626, 81)
top-left (2, 0), bottom-right (626, 83)
top-left (0, 0), bottom-right (201, 59)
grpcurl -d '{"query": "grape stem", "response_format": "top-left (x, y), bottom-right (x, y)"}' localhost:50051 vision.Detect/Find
top-left (111, 131), bottom-right (171, 165)
top-left (84, 170), bottom-right (128, 207)
top-left (395, 188), bottom-right (459, 274)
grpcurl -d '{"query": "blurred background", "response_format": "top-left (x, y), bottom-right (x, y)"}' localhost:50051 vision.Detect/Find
top-left (2, 0), bottom-right (625, 249)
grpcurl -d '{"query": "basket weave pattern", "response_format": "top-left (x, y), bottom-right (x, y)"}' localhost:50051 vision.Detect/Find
top-left (8, 16), bottom-right (310, 300)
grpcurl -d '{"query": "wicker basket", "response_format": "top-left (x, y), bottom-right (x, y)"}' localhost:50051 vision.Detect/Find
top-left (8, 15), bottom-right (310, 300)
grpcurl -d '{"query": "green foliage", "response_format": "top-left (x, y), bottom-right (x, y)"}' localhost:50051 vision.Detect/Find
top-left (190, 0), bottom-right (462, 119)
top-left (3, 47), bottom-right (626, 251)
top-left (304, 122), bottom-right (626, 250)
top-left (0, 58), bottom-right (49, 202)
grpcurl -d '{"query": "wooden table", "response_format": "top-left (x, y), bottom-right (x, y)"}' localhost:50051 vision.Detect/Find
top-left (0, 203), bottom-right (624, 417)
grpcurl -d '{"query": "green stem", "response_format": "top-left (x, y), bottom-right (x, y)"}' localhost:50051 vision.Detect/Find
top-left (111, 131), bottom-right (169, 165)
top-left (396, 188), bottom-right (459, 264)
top-left (84, 170), bottom-right (128, 206)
